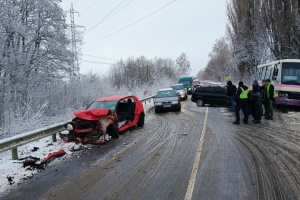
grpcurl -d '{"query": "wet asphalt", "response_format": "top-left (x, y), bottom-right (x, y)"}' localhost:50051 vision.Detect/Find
top-left (2, 98), bottom-right (300, 200)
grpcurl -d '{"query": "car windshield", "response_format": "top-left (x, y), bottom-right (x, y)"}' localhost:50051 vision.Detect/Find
top-left (156, 90), bottom-right (177, 98)
top-left (87, 101), bottom-right (118, 112)
top-left (171, 85), bottom-right (184, 90)
top-left (282, 62), bottom-right (300, 85)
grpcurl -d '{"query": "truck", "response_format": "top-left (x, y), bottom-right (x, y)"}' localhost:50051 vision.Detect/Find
top-left (178, 77), bottom-right (194, 94)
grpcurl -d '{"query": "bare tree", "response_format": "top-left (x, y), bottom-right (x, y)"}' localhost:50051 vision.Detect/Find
top-left (176, 53), bottom-right (191, 77)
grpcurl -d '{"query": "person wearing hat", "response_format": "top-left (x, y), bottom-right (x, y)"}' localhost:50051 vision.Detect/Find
top-left (233, 81), bottom-right (249, 125)
top-left (264, 78), bottom-right (275, 120)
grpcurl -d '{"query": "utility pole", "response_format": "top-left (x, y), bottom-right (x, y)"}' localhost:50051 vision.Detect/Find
top-left (69, 3), bottom-right (80, 78)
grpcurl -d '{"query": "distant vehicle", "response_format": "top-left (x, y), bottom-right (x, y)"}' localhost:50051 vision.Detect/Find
top-left (178, 77), bottom-right (194, 94)
top-left (193, 80), bottom-right (200, 88)
top-left (256, 59), bottom-right (300, 107)
top-left (171, 84), bottom-right (188, 100)
top-left (154, 88), bottom-right (181, 113)
top-left (59, 95), bottom-right (145, 145)
top-left (191, 85), bottom-right (229, 107)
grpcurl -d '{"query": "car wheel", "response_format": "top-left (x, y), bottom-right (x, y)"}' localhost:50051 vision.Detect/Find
top-left (108, 124), bottom-right (119, 139)
top-left (137, 113), bottom-right (145, 127)
top-left (154, 108), bottom-right (159, 113)
top-left (177, 106), bottom-right (181, 111)
top-left (196, 99), bottom-right (204, 107)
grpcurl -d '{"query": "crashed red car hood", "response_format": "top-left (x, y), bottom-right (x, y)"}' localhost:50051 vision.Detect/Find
top-left (74, 108), bottom-right (111, 120)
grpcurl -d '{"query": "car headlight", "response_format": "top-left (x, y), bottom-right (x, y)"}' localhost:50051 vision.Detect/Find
top-left (155, 102), bottom-right (162, 105)
top-left (180, 91), bottom-right (184, 94)
top-left (66, 123), bottom-right (74, 131)
top-left (279, 93), bottom-right (288, 97)
top-left (188, 88), bottom-right (192, 90)
top-left (171, 101), bottom-right (179, 104)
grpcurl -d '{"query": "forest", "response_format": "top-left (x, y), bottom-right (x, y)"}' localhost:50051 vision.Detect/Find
top-left (200, 0), bottom-right (300, 83)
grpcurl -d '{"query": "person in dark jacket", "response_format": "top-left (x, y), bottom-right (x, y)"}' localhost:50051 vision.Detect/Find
top-left (253, 79), bottom-right (262, 96)
top-left (227, 80), bottom-right (237, 111)
top-left (261, 79), bottom-right (267, 116)
top-left (251, 85), bottom-right (263, 124)
top-left (264, 78), bottom-right (275, 120)
top-left (233, 81), bottom-right (249, 125)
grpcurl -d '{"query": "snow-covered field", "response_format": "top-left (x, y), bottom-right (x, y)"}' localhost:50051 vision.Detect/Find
top-left (0, 99), bottom-right (154, 195)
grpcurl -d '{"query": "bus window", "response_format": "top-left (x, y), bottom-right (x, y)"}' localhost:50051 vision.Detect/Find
top-left (261, 66), bottom-right (267, 80)
top-left (265, 65), bottom-right (272, 80)
top-left (272, 64), bottom-right (281, 83)
top-left (282, 62), bottom-right (300, 85)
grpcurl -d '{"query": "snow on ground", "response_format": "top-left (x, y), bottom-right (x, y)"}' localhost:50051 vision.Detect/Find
top-left (0, 134), bottom-right (82, 195)
top-left (0, 100), bottom-right (154, 195)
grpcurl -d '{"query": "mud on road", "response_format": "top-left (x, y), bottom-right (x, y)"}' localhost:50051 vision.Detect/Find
top-left (2, 100), bottom-right (300, 200)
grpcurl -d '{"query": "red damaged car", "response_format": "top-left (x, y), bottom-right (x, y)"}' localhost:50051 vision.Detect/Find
top-left (59, 95), bottom-right (145, 145)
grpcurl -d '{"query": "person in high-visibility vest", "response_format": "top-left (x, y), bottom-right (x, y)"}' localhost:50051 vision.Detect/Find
top-left (264, 78), bottom-right (276, 120)
top-left (233, 81), bottom-right (250, 125)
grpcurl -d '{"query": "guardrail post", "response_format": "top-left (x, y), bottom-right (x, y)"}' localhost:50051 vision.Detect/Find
top-left (12, 147), bottom-right (18, 160)
top-left (52, 134), bottom-right (57, 142)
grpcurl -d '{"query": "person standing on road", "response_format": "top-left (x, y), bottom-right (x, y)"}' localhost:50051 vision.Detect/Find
top-left (253, 79), bottom-right (262, 96)
top-left (251, 85), bottom-right (263, 124)
top-left (227, 80), bottom-right (237, 112)
top-left (264, 78), bottom-right (276, 120)
top-left (233, 81), bottom-right (249, 125)
top-left (261, 79), bottom-right (268, 117)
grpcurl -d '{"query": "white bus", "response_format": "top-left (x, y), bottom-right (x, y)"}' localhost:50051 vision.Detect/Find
top-left (256, 59), bottom-right (300, 107)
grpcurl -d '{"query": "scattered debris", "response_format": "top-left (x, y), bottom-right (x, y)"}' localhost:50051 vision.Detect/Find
top-left (31, 147), bottom-right (39, 152)
top-left (44, 150), bottom-right (66, 163)
top-left (182, 133), bottom-right (188, 135)
top-left (7, 176), bottom-right (15, 185)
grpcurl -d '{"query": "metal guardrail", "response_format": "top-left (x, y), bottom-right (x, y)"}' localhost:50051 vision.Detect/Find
top-left (0, 95), bottom-right (155, 160)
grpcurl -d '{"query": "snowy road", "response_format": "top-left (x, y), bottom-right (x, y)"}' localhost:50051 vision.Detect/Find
top-left (2, 99), bottom-right (300, 200)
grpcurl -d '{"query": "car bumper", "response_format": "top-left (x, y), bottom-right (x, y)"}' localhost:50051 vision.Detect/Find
top-left (155, 104), bottom-right (181, 110)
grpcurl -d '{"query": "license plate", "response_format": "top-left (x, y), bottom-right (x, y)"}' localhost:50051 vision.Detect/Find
top-left (163, 105), bottom-right (171, 108)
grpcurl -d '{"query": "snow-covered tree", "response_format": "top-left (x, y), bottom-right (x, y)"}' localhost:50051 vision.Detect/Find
top-left (176, 53), bottom-right (191, 77)
top-left (0, 0), bottom-right (74, 131)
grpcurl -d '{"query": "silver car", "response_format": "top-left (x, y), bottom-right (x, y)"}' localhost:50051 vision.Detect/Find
top-left (154, 88), bottom-right (181, 113)
top-left (171, 84), bottom-right (188, 101)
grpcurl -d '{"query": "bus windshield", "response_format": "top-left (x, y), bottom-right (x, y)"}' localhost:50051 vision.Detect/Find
top-left (282, 63), bottom-right (300, 85)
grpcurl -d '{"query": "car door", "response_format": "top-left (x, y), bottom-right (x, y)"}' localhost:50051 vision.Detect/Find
top-left (214, 87), bottom-right (228, 105)
top-left (202, 87), bottom-right (216, 104)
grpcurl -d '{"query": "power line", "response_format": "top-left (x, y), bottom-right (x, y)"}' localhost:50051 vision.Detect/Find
top-left (74, 0), bottom-right (80, 8)
top-left (103, 0), bottom-right (135, 22)
top-left (82, 54), bottom-right (119, 61)
top-left (81, 0), bottom-right (99, 16)
top-left (85, 0), bottom-right (177, 45)
top-left (81, 60), bottom-right (114, 65)
top-left (84, 0), bottom-right (126, 36)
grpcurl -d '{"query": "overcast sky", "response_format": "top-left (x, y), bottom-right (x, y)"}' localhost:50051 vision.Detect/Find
top-left (60, 0), bottom-right (228, 76)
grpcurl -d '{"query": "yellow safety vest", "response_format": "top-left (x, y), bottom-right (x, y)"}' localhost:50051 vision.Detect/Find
top-left (266, 82), bottom-right (278, 99)
top-left (240, 87), bottom-right (249, 99)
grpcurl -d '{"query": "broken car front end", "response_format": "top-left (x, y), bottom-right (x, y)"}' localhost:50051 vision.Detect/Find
top-left (59, 108), bottom-right (119, 145)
